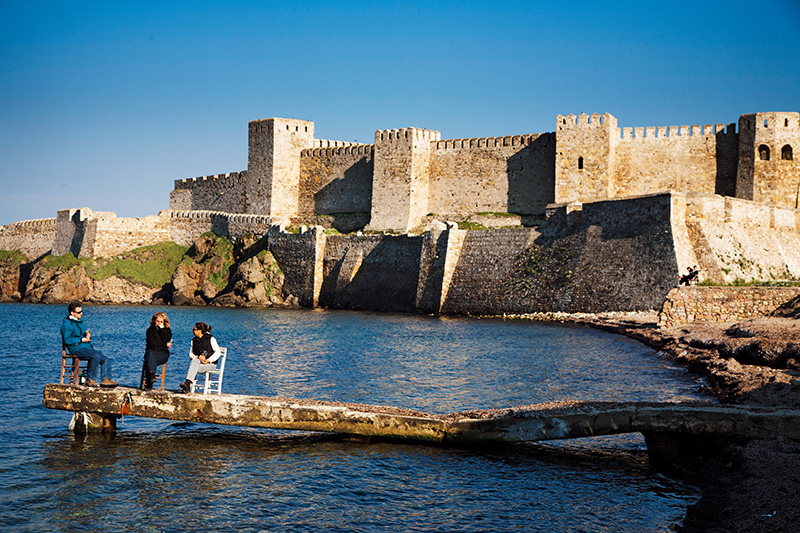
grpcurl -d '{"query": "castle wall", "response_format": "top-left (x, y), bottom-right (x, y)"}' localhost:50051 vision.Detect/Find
top-left (614, 123), bottom-right (738, 198)
top-left (684, 195), bottom-right (800, 283)
top-left (317, 233), bottom-right (423, 311)
top-left (91, 213), bottom-right (173, 257)
top-left (429, 133), bottom-right (555, 218)
top-left (0, 218), bottom-right (57, 259)
top-left (659, 286), bottom-right (800, 327)
top-left (171, 172), bottom-right (248, 213)
top-left (169, 210), bottom-right (273, 247)
top-left (299, 144), bottom-right (374, 216)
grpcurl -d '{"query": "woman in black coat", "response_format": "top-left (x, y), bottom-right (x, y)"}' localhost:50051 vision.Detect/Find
top-left (143, 312), bottom-right (172, 390)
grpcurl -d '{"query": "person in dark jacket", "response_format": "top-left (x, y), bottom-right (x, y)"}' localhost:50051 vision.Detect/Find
top-left (142, 312), bottom-right (172, 390)
top-left (60, 300), bottom-right (117, 387)
top-left (180, 322), bottom-right (221, 393)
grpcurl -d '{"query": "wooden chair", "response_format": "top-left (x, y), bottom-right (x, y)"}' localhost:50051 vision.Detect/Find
top-left (191, 347), bottom-right (227, 394)
top-left (139, 359), bottom-right (167, 391)
top-left (60, 345), bottom-right (86, 385)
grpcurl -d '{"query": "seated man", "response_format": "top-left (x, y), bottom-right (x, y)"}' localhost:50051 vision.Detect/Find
top-left (61, 301), bottom-right (117, 387)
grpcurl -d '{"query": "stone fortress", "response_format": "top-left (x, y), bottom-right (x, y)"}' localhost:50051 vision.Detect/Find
top-left (170, 111), bottom-right (799, 232)
top-left (1, 111), bottom-right (799, 315)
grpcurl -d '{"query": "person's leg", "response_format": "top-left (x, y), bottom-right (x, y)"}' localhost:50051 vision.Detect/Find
top-left (74, 348), bottom-right (100, 382)
top-left (185, 358), bottom-right (201, 382)
top-left (97, 352), bottom-right (112, 381)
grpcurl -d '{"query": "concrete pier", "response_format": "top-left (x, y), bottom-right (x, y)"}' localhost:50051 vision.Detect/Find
top-left (43, 384), bottom-right (800, 444)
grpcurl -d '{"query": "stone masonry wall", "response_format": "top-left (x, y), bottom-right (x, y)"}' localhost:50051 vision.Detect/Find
top-left (299, 144), bottom-right (374, 216)
top-left (91, 212), bottom-right (173, 257)
top-left (0, 218), bottom-right (57, 259)
top-left (429, 133), bottom-right (555, 219)
top-left (614, 123), bottom-right (738, 199)
top-left (658, 286), bottom-right (800, 327)
top-left (318, 233), bottom-right (424, 311)
top-left (169, 210), bottom-right (273, 247)
top-left (171, 172), bottom-right (248, 213)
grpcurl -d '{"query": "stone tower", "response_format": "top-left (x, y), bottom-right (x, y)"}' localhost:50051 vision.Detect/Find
top-left (247, 118), bottom-right (315, 220)
top-left (737, 112), bottom-right (800, 208)
top-left (366, 127), bottom-right (441, 233)
top-left (555, 113), bottom-right (619, 204)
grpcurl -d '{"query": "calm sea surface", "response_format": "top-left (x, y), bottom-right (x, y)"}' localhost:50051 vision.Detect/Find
top-left (0, 303), bottom-right (710, 532)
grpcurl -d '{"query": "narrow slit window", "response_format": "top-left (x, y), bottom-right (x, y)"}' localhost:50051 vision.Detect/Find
top-left (578, 157), bottom-right (584, 169)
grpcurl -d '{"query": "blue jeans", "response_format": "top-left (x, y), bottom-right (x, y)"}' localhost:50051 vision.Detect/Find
top-left (73, 347), bottom-right (112, 381)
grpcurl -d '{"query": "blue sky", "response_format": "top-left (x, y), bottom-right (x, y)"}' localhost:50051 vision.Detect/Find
top-left (1, 1), bottom-right (798, 225)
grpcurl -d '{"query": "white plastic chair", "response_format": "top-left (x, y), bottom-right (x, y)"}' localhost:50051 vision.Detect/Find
top-left (190, 347), bottom-right (227, 394)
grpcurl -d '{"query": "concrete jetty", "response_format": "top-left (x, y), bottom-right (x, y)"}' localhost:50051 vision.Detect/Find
top-left (42, 384), bottom-right (800, 446)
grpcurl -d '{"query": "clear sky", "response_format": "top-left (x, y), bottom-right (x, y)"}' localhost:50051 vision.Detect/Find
top-left (1, 0), bottom-right (798, 226)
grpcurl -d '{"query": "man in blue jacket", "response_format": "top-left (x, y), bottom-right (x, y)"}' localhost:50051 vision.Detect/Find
top-left (61, 301), bottom-right (117, 387)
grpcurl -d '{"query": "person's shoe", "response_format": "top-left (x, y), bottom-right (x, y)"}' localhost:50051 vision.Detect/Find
top-left (99, 378), bottom-right (118, 388)
top-left (179, 379), bottom-right (192, 393)
top-left (84, 378), bottom-right (98, 387)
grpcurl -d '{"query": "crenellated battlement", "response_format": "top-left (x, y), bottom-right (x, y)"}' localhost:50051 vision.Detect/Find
top-left (620, 123), bottom-right (737, 140)
top-left (0, 217), bottom-right (57, 230)
top-left (434, 133), bottom-right (540, 150)
top-left (169, 209), bottom-right (273, 224)
top-left (557, 112), bottom-right (617, 129)
top-left (301, 144), bottom-right (374, 157)
top-left (174, 171), bottom-right (247, 189)
top-left (375, 127), bottom-right (441, 142)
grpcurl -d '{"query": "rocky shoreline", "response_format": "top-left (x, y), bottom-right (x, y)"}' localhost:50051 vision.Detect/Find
top-left (555, 312), bottom-right (800, 533)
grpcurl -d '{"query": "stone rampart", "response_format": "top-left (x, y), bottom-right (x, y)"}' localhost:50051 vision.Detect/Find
top-left (170, 171), bottom-right (248, 213)
top-left (169, 210), bottom-right (274, 246)
top-left (615, 123), bottom-right (738, 199)
top-left (299, 145), bottom-right (374, 216)
top-left (318, 233), bottom-right (424, 311)
top-left (429, 133), bottom-right (555, 219)
top-left (51, 208), bottom-right (174, 258)
top-left (0, 218), bottom-right (57, 259)
top-left (658, 286), bottom-right (800, 327)
top-left (683, 195), bottom-right (800, 283)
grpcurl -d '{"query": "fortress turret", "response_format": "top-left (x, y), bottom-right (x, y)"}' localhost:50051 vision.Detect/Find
top-left (555, 113), bottom-right (618, 204)
top-left (737, 112), bottom-right (800, 208)
top-left (248, 118), bottom-right (315, 220)
top-left (366, 127), bottom-right (441, 233)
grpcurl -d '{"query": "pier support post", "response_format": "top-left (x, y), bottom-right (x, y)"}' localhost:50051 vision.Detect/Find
top-left (69, 412), bottom-right (118, 434)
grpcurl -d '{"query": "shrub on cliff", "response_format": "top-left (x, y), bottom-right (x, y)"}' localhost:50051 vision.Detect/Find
top-left (87, 242), bottom-right (189, 288)
top-left (0, 250), bottom-right (29, 267)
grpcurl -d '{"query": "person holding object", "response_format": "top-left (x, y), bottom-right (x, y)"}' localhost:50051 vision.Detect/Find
top-left (179, 322), bottom-right (220, 393)
top-left (60, 301), bottom-right (118, 387)
top-left (142, 312), bottom-right (172, 390)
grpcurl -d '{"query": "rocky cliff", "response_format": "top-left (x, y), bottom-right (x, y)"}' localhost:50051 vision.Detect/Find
top-left (0, 233), bottom-right (297, 308)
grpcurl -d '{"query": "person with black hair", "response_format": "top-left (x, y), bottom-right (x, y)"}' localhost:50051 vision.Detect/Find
top-left (60, 301), bottom-right (117, 387)
top-left (179, 322), bottom-right (221, 393)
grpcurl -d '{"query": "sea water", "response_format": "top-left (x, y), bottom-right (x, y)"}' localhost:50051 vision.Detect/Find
top-left (0, 303), bottom-right (708, 532)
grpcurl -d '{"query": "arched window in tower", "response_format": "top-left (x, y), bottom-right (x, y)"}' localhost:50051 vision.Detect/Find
top-left (782, 145), bottom-right (793, 161)
top-left (578, 157), bottom-right (584, 170)
top-left (759, 145), bottom-right (771, 161)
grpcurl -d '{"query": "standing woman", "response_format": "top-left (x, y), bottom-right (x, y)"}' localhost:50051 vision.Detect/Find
top-left (180, 322), bottom-right (221, 393)
top-left (143, 312), bottom-right (172, 390)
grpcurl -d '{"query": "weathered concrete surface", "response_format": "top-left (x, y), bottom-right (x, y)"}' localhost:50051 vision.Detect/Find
top-left (43, 384), bottom-right (800, 444)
